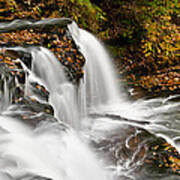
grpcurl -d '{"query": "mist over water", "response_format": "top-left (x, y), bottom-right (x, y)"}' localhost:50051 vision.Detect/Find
top-left (0, 120), bottom-right (110, 180)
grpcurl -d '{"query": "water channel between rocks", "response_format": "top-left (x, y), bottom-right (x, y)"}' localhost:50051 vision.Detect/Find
top-left (0, 19), bottom-right (180, 180)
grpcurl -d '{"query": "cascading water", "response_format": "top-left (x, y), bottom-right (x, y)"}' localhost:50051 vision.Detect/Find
top-left (0, 45), bottom-right (112, 179)
top-left (0, 120), bottom-right (110, 180)
top-left (31, 47), bottom-right (80, 128)
top-left (0, 19), bottom-right (180, 180)
top-left (0, 77), bottom-right (10, 113)
top-left (0, 41), bottom-right (113, 179)
top-left (68, 22), bottom-right (180, 179)
top-left (68, 22), bottom-right (122, 110)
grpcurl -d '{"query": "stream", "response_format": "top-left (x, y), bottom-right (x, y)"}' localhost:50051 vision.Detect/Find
top-left (0, 20), bottom-right (180, 180)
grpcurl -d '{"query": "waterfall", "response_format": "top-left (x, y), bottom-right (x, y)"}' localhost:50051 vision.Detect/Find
top-left (31, 47), bottom-right (80, 128)
top-left (0, 20), bottom-right (119, 180)
top-left (0, 77), bottom-right (11, 112)
top-left (1, 20), bottom-right (180, 180)
top-left (0, 43), bottom-right (112, 179)
top-left (68, 22), bottom-right (121, 110)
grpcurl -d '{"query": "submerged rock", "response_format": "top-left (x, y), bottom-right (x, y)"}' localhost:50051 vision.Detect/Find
top-left (90, 121), bottom-right (180, 179)
top-left (0, 54), bottom-right (55, 127)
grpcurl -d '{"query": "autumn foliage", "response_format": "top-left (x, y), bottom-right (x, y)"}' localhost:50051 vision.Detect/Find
top-left (92, 0), bottom-right (180, 95)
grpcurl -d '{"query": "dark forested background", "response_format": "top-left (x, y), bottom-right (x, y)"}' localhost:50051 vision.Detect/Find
top-left (0, 0), bottom-right (179, 96)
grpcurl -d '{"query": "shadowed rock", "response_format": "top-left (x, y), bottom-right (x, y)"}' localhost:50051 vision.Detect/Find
top-left (0, 18), bottom-right (72, 33)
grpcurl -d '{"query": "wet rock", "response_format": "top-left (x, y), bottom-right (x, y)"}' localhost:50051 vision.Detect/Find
top-left (146, 139), bottom-right (180, 175)
top-left (90, 122), bottom-right (180, 179)
top-left (6, 102), bottom-right (56, 128)
top-left (0, 63), bottom-right (21, 108)
top-left (30, 82), bottom-right (49, 102)
top-left (0, 18), bottom-right (72, 33)
top-left (0, 21), bottom-right (85, 83)
top-left (18, 177), bottom-right (52, 180)
top-left (0, 54), bottom-right (56, 127)
top-left (15, 96), bottom-right (54, 115)
top-left (14, 173), bottom-right (52, 180)
top-left (90, 113), bottom-right (150, 125)
top-left (1, 49), bottom-right (32, 69)
top-left (17, 50), bottom-right (32, 69)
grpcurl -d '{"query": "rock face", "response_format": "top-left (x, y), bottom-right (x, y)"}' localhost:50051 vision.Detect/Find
top-left (0, 2), bottom-right (87, 179)
top-left (0, 5), bottom-right (82, 178)
top-left (0, 1), bottom-right (86, 128)
top-left (91, 122), bottom-right (180, 179)
top-left (0, 17), bottom-right (87, 127)
top-left (0, 0), bottom-right (86, 83)
top-left (0, 1), bottom-right (87, 130)
top-left (0, 19), bottom-right (85, 83)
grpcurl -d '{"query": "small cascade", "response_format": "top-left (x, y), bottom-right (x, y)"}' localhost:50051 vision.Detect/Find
top-left (0, 75), bottom-right (12, 113)
top-left (0, 77), bottom-right (10, 112)
top-left (31, 47), bottom-right (66, 91)
top-left (68, 22), bottom-right (121, 110)
top-left (31, 47), bottom-right (80, 128)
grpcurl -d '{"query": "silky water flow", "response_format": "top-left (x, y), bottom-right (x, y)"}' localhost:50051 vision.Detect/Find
top-left (0, 21), bottom-right (118, 180)
top-left (0, 21), bottom-right (180, 180)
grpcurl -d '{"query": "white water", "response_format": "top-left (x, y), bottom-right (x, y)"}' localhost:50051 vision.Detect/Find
top-left (68, 22), bottom-right (121, 110)
top-left (0, 76), bottom-right (11, 113)
top-left (0, 119), bottom-right (110, 180)
top-left (31, 47), bottom-right (80, 128)
top-left (0, 21), bottom-right (180, 180)
top-left (0, 30), bottom-right (114, 179)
